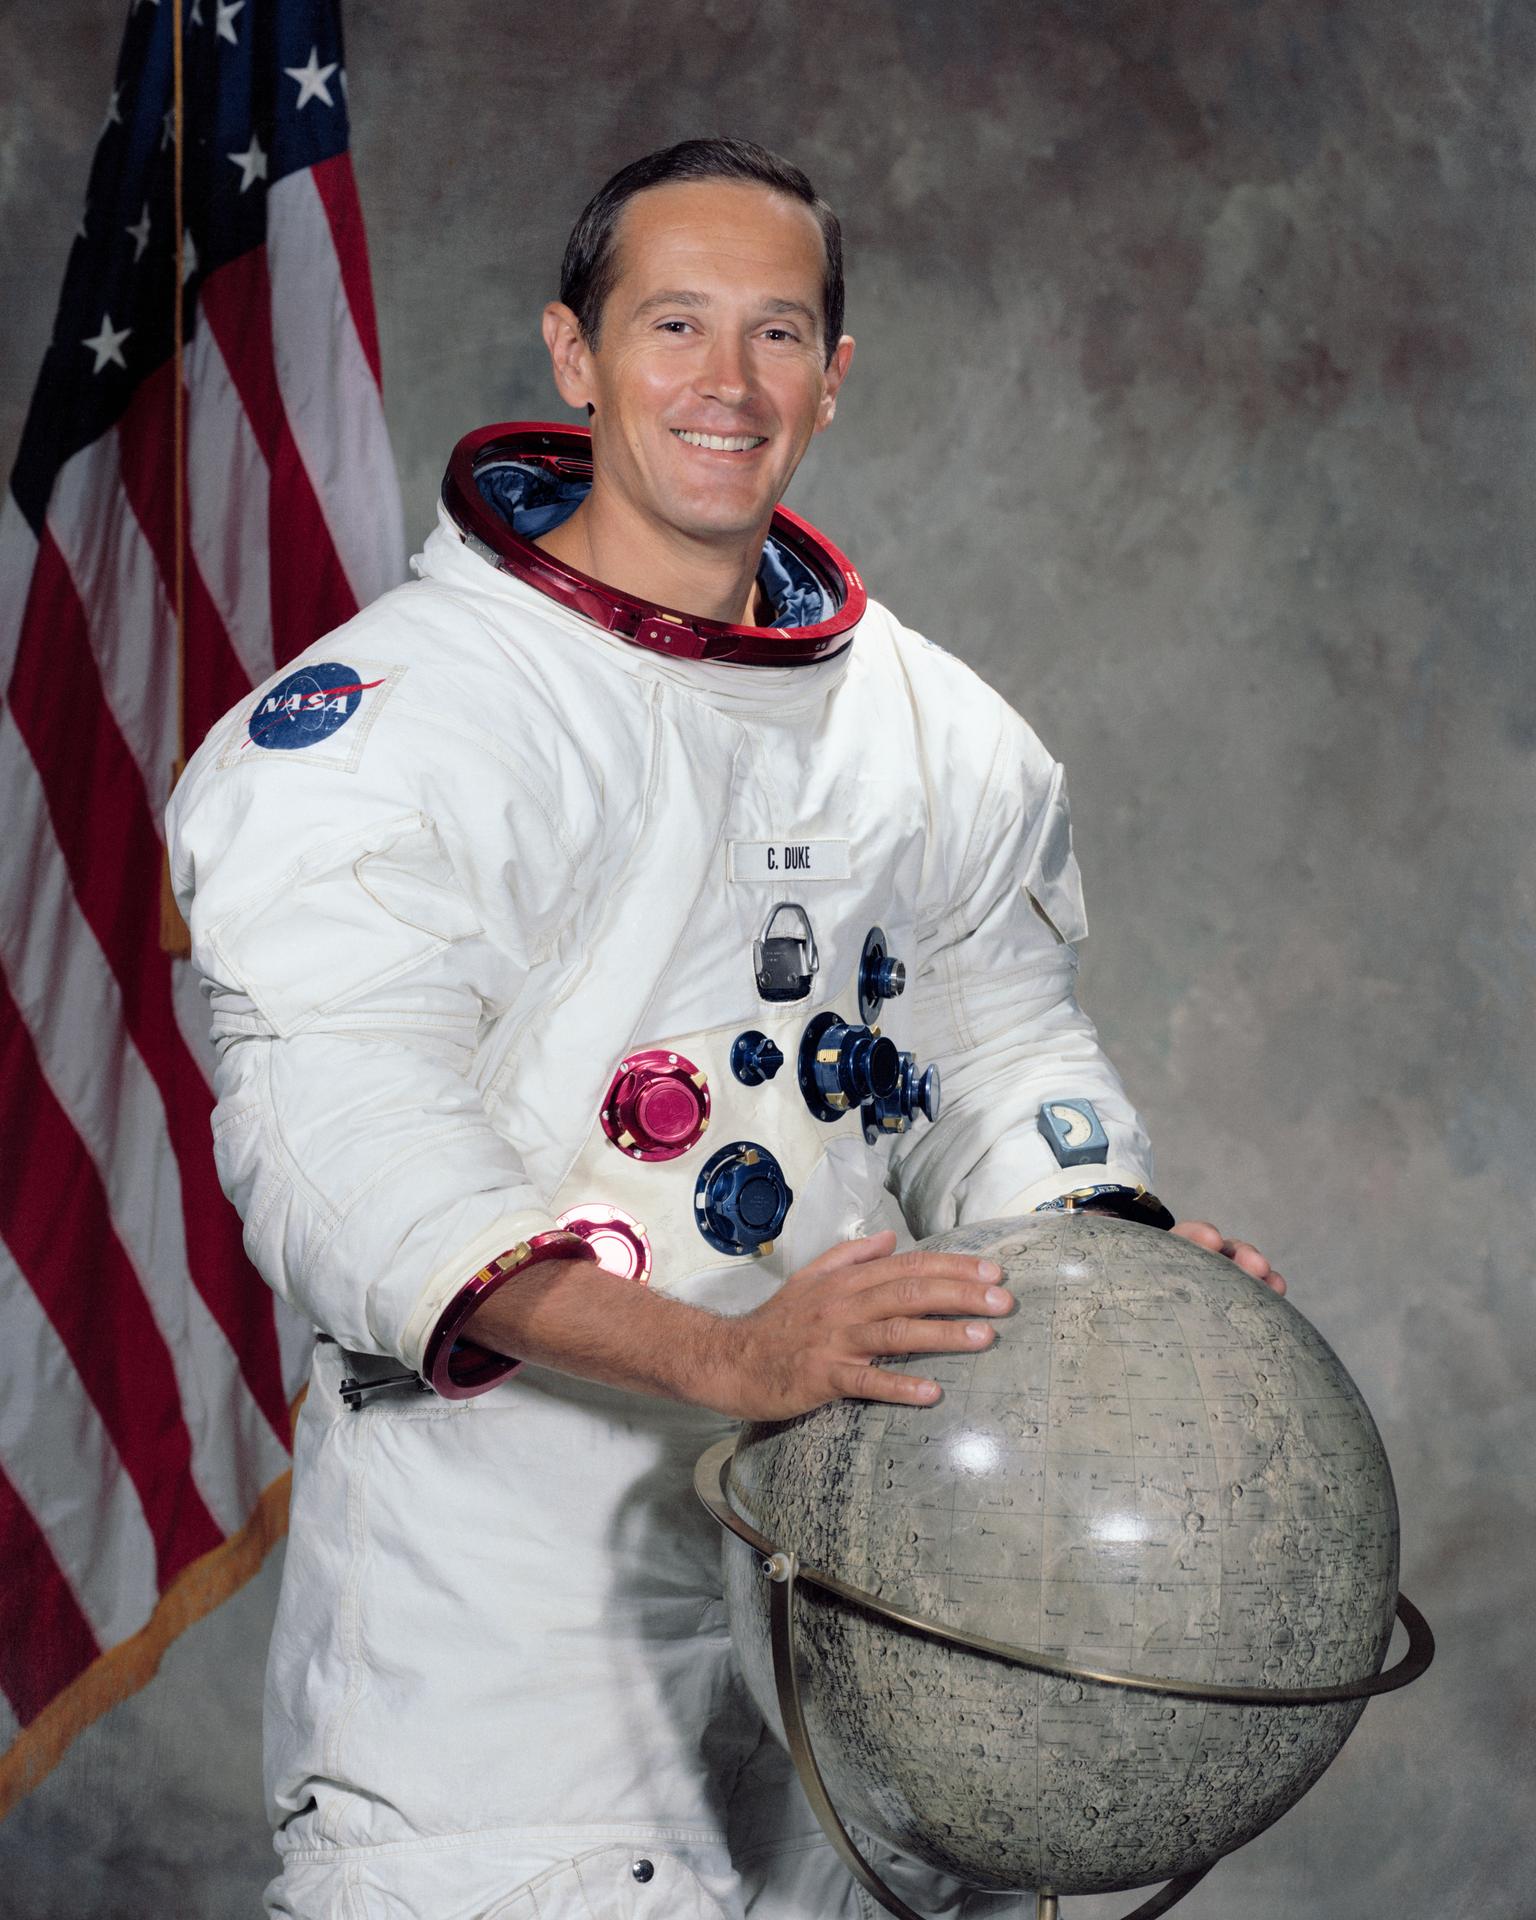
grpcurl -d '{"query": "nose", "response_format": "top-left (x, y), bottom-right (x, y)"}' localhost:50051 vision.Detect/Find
top-left (697, 329), bottom-right (751, 408)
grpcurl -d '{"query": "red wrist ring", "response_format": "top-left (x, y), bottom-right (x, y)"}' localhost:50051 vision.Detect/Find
top-left (423, 1230), bottom-right (599, 1399)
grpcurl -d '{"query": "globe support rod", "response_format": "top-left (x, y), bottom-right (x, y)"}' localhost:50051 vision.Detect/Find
top-left (767, 1548), bottom-right (1214, 1920)
top-left (1115, 1866), bottom-right (1216, 1919)
top-left (766, 1550), bottom-right (930, 1920)
top-left (697, 1439), bottom-right (1435, 1708)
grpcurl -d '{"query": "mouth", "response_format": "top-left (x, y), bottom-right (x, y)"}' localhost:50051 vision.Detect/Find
top-left (670, 428), bottom-right (769, 454)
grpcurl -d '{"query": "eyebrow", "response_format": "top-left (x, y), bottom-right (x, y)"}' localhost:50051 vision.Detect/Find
top-left (631, 289), bottom-right (819, 327)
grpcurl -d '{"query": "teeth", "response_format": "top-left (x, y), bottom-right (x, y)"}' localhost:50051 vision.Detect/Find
top-left (673, 429), bottom-right (766, 451)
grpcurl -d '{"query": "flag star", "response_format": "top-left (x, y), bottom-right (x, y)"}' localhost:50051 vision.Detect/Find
top-left (339, 68), bottom-right (348, 98)
top-left (102, 86), bottom-right (123, 132)
top-left (181, 229), bottom-right (199, 283)
top-left (83, 313), bottom-right (132, 374)
top-left (161, 106), bottom-right (176, 149)
top-left (190, 0), bottom-right (204, 21)
top-left (76, 205), bottom-right (89, 241)
top-left (284, 45), bottom-right (338, 109)
top-left (215, 0), bottom-right (244, 44)
top-left (126, 202), bottom-right (152, 260)
top-left (227, 133), bottom-right (268, 192)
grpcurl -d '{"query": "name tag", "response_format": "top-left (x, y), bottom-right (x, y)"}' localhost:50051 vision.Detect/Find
top-left (729, 840), bottom-right (852, 882)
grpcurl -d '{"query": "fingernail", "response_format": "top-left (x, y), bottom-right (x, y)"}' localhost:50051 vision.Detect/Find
top-left (966, 1321), bottom-right (993, 1342)
top-left (917, 1381), bottom-right (941, 1401)
top-left (984, 1287), bottom-right (1010, 1310)
top-left (979, 1260), bottom-right (1002, 1281)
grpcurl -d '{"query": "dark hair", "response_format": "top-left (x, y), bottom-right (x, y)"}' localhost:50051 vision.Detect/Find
top-left (560, 138), bottom-right (845, 364)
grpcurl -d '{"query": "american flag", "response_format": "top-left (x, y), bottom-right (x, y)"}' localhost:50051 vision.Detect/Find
top-left (0, 0), bottom-right (403, 1807)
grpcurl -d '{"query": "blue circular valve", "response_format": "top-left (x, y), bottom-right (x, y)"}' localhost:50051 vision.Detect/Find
top-left (862, 1052), bottom-right (942, 1143)
top-left (797, 1011), bottom-right (903, 1124)
top-left (730, 1030), bottom-right (785, 1087)
top-left (909, 1057), bottom-right (941, 1123)
top-left (858, 926), bottom-right (908, 1024)
top-left (695, 1142), bottom-right (794, 1257)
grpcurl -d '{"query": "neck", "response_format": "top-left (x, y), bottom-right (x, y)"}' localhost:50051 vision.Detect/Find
top-left (534, 476), bottom-right (769, 627)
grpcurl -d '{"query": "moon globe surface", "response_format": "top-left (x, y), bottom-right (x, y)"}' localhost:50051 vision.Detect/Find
top-left (722, 1216), bottom-right (1400, 1897)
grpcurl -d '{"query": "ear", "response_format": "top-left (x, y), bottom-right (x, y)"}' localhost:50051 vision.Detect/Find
top-left (542, 302), bottom-right (597, 412)
top-left (815, 335), bottom-right (856, 433)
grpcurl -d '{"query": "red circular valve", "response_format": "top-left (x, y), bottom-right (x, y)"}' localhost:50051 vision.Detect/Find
top-left (556, 1205), bottom-right (654, 1285)
top-left (600, 1049), bottom-right (711, 1161)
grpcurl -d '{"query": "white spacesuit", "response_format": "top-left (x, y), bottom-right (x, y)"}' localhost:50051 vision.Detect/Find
top-left (169, 426), bottom-right (1156, 1919)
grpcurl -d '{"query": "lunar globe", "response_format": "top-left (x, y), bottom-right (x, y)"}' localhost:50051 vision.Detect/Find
top-left (702, 1215), bottom-right (1431, 1913)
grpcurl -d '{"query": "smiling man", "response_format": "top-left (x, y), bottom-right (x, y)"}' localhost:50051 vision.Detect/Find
top-left (533, 169), bottom-right (854, 626)
top-left (169, 139), bottom-right (1281, 1920)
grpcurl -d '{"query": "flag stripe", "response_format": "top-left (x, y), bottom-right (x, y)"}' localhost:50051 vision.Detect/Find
top-left (6, 533), bottom-right (291, 1446)
top-left (198, 248), bottom-right (359, 666)
top-left (184, 321), bottom-right (277, 690)
top-left (268, 167), bottom-right (404, 612)
top-left (0, 711), bottom-right (291, 1530)
top-left (0, 1237), bottom-right (158, 1647)
top-left (112, 357), bottom-right (255, 749)
top-left (310, 152), bottom-right (382, 387)
top-left (0, 968), bottom-right (224, 1589)
top-left (0, 1463), bottom-right (100, 1728)
top-left (45, 433), bottom-right (179, 821)
top-left (0, 495), bottom-right (38, 697)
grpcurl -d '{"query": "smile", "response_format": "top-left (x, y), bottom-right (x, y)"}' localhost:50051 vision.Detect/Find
top-left (671, 429), bottom-right (768, 452)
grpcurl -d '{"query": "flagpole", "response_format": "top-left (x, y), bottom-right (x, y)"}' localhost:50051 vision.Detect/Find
top-left (160, 0), bottom-right (191, 958)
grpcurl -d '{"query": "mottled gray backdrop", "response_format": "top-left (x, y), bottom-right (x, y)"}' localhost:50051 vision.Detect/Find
top-left (2, 1), bottom-right (1532, 1914)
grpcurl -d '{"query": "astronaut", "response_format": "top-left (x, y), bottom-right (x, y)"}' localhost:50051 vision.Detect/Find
top-left (169, 139), bottom-right (1282, 1919)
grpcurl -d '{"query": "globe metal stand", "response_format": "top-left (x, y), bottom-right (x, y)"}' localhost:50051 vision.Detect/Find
top-left (695, 1436), bottom-right (1435, 1920)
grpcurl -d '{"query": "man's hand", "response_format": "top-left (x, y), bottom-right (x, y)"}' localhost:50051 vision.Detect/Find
top-left (706, 1228), bottom-right (1021, 1428)
top-left (702, 1229), bottom-right (1013, 1422)
top-left (461, 1228), bottom-right (1011, 1420)
top-left (1170, 1219), bottom-right (1287, 1295)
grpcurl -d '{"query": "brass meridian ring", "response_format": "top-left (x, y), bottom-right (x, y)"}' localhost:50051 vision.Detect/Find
top-left (694, 1436), bottom-right (1435, 1707)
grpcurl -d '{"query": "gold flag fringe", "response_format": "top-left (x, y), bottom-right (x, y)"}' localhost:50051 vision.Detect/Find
top-left (0, 1388), bottom-right (307, 1819)
top-left (0, 1470), bottom-right (290, 1818)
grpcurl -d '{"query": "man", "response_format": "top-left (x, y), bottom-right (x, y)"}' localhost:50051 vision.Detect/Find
top-left (170, 138), bottom-right (1281, 1920)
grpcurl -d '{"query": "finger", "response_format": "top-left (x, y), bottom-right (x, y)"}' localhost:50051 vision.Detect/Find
top-left (851, 1315), bottom-right (1000, 1359)
top-left (830, 1360), bottom-right (943, 1406)
top-left (1262, 1270), bottom-right (1287, 1296)
top-left (858, 1272), bottom-right (1014, 1323)
top-left (1170, 1219), bottom-right (1224, 1252)
top-left (798, 1229), bottom-right (899, 1277)
top-left (1223, 1240), bottom-right (1271, 1281)
top-left (846, 1248), bottom-right (1007, 1298)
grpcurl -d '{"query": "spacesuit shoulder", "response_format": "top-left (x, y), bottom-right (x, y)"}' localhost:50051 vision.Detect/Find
top-left (869, 603), bottom-right (1055, 774)
top-left (167, 582), bottom-right (597, 958)
top-left (857, 600), bottom-right (1087, 944)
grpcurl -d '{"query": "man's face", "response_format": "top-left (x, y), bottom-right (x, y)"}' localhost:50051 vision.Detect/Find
top-left (546, 179), bottom-right (853, 546)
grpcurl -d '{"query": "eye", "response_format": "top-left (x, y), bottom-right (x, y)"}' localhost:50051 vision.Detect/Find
top-left (656, 319), bottom-right (695, 335)
top-left (760, 327), bottom-right (800, 344)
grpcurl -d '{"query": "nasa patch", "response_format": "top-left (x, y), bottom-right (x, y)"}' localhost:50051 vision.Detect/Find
top-left (246, 662), bottom-right (383, 751)
top-left (222, 658), bottom-right (403, 772)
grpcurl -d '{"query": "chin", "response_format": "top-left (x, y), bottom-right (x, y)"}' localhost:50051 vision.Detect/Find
top-left (682, 503), bottom-right (775, 540)
top-left (651, 489), bottom-right (775, 544)
top-left (653, 462), bottom-right (785, 525)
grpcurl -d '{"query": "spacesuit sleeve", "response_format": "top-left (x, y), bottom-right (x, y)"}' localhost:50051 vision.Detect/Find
top-left (884, 707), bottom-right (1155, 1236)
top-left (170, 736), bottom-right (574, 1391)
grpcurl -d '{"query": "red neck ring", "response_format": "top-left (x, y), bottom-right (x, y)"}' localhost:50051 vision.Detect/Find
top-left (440, 423), bottom-right (866, 669)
